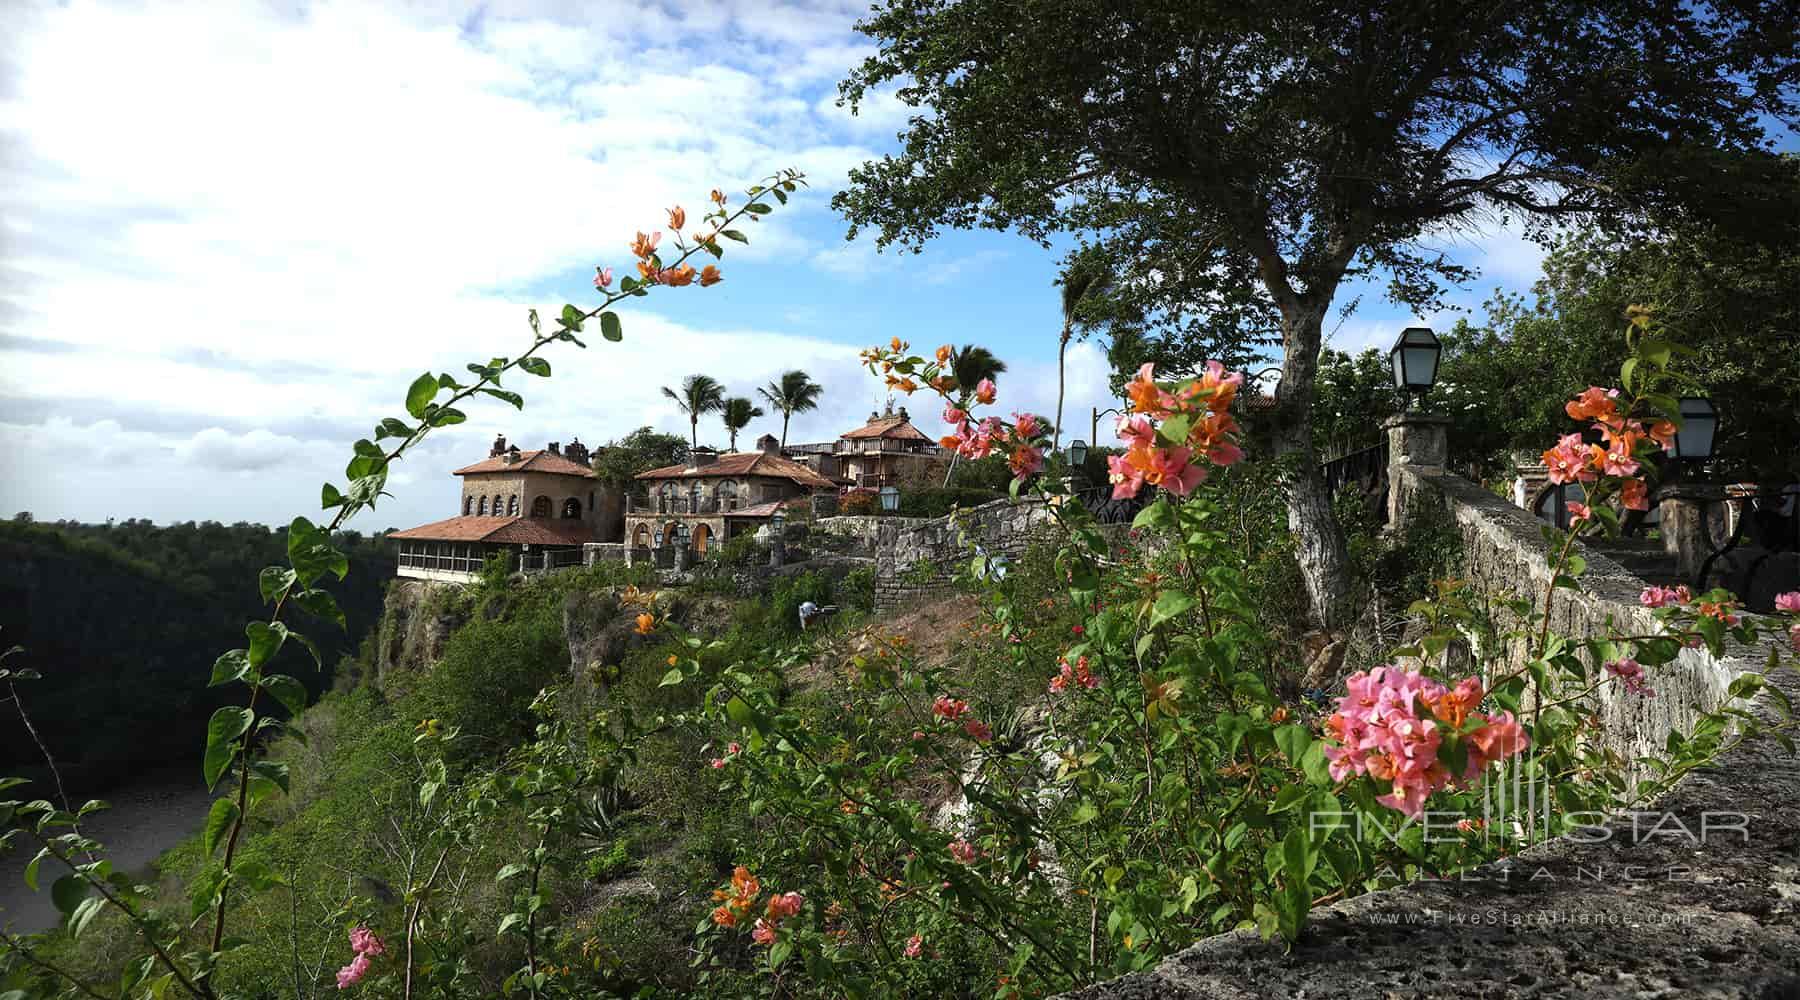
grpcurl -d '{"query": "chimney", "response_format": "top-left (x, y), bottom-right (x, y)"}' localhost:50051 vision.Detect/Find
top-left (547, 441), bottom-right (561, 456)
top-left (897, 406), bottom-right (909, 422)
top-left (505, 444), bottom-right (521, 465)
top-left (868, 409), bottom-right (880, 423)
top-left (491, 434), bottom-right (507, 457)
top-left (757, 433), bottom-right (780, 456)
top-left (689, 449), bottom-right (717, 470)
top-left (564, 438), bottom-right (589, 465)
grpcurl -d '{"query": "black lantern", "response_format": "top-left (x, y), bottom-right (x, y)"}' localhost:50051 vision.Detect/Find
top-left (879, 485), bottom-right (900, 511)
top-left (770, 507), bottom-right (786, 532)
top-left (674, 522), bottom-right (691, 548)
top-left (1670, 396), bottom-right (1717, 461)
top-left (1388, 326), bottom-right (1441, 402)
top-left (1067, 439), bottom-right (1088, 467)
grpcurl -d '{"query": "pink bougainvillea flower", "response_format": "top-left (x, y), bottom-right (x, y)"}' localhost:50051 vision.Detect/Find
top-left (932, 696), bottom-right (969, 721)
top-left (1605, 658), bottom-right (1654, 697)
top-left (1106, 452), bottom-right (1147, 500)
top-left (1566, 502), bottom-right (1592, 523)
top-left (1008, 444), bottom-right (1044, 479)
top-left (751, 918), bottom-right (775, 945)
top-left (1640, 584), bottom-right (1690, 608)
top-left (709, 758), bottom-right (726, 769)
top-left (948, 839), bottom-right (979, 863)
top-left (962, 718), bottom-right (992, 742)
top-left (336, 953), bottom-right (371, 990)
top-left (349, 926), bottom-right (386, 957)
top-left (1132, 445), bottom-right (1208, 496)
top-left (975, 378), bottom-right (997, 405)
top-left (1115, 413), bottom-right (1157, 449)
top-left (943, 403), bottom-right (968, 427)
top-left (1790, 622), bottom-right (1800, 652)
top-left (593, 266), bottom-right (614, 290)
top-left (1542, 433), bottom-right (1600, 485)
top-left (905, 934), bottom-right (924, 958)
top-left (1774, 591), bottom-right (1800, 613)
top-left (768, 892), bottom-right (803, 919)
top-left (1013, 412), bottom-right (1043, 440)
top-left (628, 231), bottom-right (661, 259)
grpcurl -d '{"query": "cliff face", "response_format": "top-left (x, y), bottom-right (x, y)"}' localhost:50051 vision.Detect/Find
top-left (374, 579), bottom-right (471, 684)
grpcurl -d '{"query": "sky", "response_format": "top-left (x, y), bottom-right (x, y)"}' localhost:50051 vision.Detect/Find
top-left (1, 0), bottom-right (1574, 532)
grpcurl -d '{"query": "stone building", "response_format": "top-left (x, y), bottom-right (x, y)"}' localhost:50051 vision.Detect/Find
top-left (390, 435), bottom-right (621, 581)
top-left (625, 436), bottom-right (836, 555)
top-left (785, 403), bottom-right (945, 488)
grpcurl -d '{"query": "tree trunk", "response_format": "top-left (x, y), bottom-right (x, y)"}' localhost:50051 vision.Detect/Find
top-left (1274, 304), bottom-right (1354, 635)
top-left (690, 416), bottom-right (699, 449)
top-left (780, 412), bottom-right (790, 448)
top-left (1054, 323), bottom-right (1071, 450)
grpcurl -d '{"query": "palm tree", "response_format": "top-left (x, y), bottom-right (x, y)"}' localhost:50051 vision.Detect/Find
top-left (1055, 256), bottom-right (1113, 450)
top-left (757, 370), bottom-right (825, 447)
top-left (662, 374), bottom-right (726, 449)
top-left (951, 344), bottom-right (1008, 391)
top-left (720, 396), bottom-right (765, 451)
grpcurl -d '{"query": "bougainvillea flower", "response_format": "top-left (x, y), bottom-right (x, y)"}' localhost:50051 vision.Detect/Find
top-left (1620, 477), bottom-right (1649, 511)
top-left (668, 205), bottom-right (686, 230)
top-left (1125, 363), bottom-right (1174, 417)
top-left (751, 919), bottom-right (775, 945)
top-left (1605, 658), bottom-right (1654, 697)
top-left (1640, 585), bottom-right (1690, 608)
top-left (335, 954), bottom-right (371, 989)
top-left (1542, 433), bottom-right (1600, 484)
top-left (593, 266), bottom-right (613, 290)
top-left (699, 265), bottom-right (722, 287)
top-left (1773, 591), bottom-right (1800, 613)
top-left (1013, 412), bottom-right (1042, 440)
top-left (1565, 386), bottom-right (1620, 425)
top-left (975, 378), bottom-right (997, 405)
top-left (349, 926), bottom-right (386, 957)
top-left (659, 264), bottom-right (696, 287)
top-left (962, 718), bottom-right (992, 742)
top-left (629, 231), bottom-right (661, 259)
top-left (948, 839), bottom-right (979, 863)
top-left (904, 934), bottom-right (923, 958)
top-left (1106, 452), bottom-right (1146, 499)
top-left (1127, 444), bottom-right (1207, 496)
top-left (1008, 445), bottom-right (1044, 479)
top-left (1566, 502), bottom-right (1592, 523)
top-left (635, 613), bottom-right (656, 634)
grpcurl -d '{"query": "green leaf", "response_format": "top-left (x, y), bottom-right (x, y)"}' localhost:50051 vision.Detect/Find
top-left (51, 873), bottom-right (87, 916)
top-left (519, 357), bottom-right (551, 377)
top-left (426, 405), bottom-right (467, 427)
top-left (600, 312), bottom-right (623, 342)
top-left (67, 894), bottom-right (106, 938)
top-left (769, 939), bottom-right (792, 969)
top-left (245, 621), bottom-right (289, 669)
top-left (1148, 590), bottom-right (1195, 628)
top-left (496, 863), bottom-right (530, 882)
top-left (258, 567), bottom-right (297, 604)
top-left (481, 387), bottom-right (524, 409)
top-left (209, 650), bottom-right (251, 688)
top-left (292, 588), bottom-right (345, 630)
top-left (375, 417), bottom-right (415, 441)
top-left (559, 304), bottom-right (585, 331)
top-left (745, 202), bottom-right (771, 215)
top-left (405, 372), bottom-right (439, 419)
top-left (659, 667), bottom-right (684, 687)
top-left (203, 708), bottom-right (254, 789)
top-left (23, 847), bottom-right (48, 891)
top-left (1273, 724), bottom-right (1312, 767)
top-left (203, 798), bottom-right (240, 857)
top-left (721, 229), bottom-right (748, 243)
top-left (250, 759), bottom-right (290, 794)
top-left (260, 674), bottom-right (308, 715)
top-left (320, 482), bottom-right (346, 510)
top-left (288, 517), bottom-right (348, 585)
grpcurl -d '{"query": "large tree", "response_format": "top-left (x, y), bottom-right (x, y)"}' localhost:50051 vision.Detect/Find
top-left (662, 374), bottom-right (726, 449)
top-left (835, 0), bottom-right (1798, 632)
top-left (593, 426), bottom-right (689, 486)
top-left (758, 370), bottom-right (825, 447)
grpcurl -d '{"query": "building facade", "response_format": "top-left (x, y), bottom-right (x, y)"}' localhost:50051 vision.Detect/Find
top-left (826, 406), bottom-right (944, 488)
top-left (625, 437), bottom-right (836, 555)
top-left (391, 435), bottom-right (619, 582)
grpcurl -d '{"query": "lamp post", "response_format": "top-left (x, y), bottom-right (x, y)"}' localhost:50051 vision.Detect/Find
top-left (1090, 406), bottom-right (1125, 446)
top-left (673, 522), bottom-right (691, 571)
top-left (769, 507), bottom-right (787, 568)
top-left (1387, 326), bottom-right (1441, 408)
top-left (879, 485), bottom-right (900, 512)
top-left (1066, 438), bottom-right (1088, 468)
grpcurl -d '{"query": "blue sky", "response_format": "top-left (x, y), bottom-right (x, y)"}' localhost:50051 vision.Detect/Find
top-left (0, 0), bottom-right (1710, 531)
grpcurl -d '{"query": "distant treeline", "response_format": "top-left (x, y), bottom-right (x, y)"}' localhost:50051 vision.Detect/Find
top-left (0, 517), bottom-right (393, 790)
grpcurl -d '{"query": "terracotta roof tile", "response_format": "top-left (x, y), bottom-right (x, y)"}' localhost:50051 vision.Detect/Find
top-left (389, 516), bottom-right (597, 545)
top-left (635, 452), bottom-right (836, 490)
top-left (722, 497), bottom-right (809, 518)
top-left (840, 415), bottom-right (934, 442)
top-left (453, 449), bottom-right (596, 478)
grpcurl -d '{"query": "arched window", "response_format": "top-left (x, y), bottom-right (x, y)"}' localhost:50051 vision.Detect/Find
top-left (478, 496), bottom-right (489, 515)
top-left (561, 498), bottom-right (581, 519)
top-left (492, 495), bottom-right (504, 516)
top-left (531, 495), bottom-right (551, 518)
top-left (464, 496), bottom-right (473, 516)
top-left (507, 495), bottom-right (519, 516)
top-left (632, 523), bottom-right (651, 547)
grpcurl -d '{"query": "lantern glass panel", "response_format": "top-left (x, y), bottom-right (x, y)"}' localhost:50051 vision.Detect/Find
top-left (1068, 439), bottom-right (1089, 466)
top-left (1673, 397), bottom-right (1717, 460)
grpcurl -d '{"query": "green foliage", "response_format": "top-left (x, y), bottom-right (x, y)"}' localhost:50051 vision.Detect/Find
top-left (720, 396), bottom-right (766, 451)
top-left (896, 487), bottom-right (1003, 518)
top-left (593, 425), bottom-right (689, 486)
top-left (756, 370), bottom-right (824, 448)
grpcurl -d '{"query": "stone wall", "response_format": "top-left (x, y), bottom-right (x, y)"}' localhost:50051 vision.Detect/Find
top-left (873, 498), bottom-right (1058, 612)
top-left (1062, 463), bottom-right (1796, 998)
top-left (812, 514), bottom-right (924, 557)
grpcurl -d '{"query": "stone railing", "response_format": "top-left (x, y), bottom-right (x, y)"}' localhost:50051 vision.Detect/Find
top-left (1062, 413), bottom-right (1799, 998)
top-left (873, 497), bottom-right (1058, 612)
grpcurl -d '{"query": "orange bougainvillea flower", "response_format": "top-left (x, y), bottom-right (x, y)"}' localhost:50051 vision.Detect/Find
top-left (1565, 386), bottom-right (1621, 426)
top-left (935, 344), bottom-right (953, 365)
top-left (668, 205), bottom-right (686, 230)
top-left (931, 375), bottom-right (958, 394)
top-left (1125, 363), bottom-right (1174, 417)
top-left (635, 613), bottom-right (656, 634)
top-left (710, 188), bottom-right (726, 205)
top-left (890, 336), bottom-right (905, 352)
top-left (700, 264), bottom-right (722, 287)
top-left (637, 259), bottom-right (659, 283)
top-left (629, 231), bottom-right (661, 259)
top-left (660, 264), bottom-right (696, 287)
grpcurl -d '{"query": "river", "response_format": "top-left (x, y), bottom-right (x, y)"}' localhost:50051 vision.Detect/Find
top-left (0, 766), bottom-right (213, 933)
